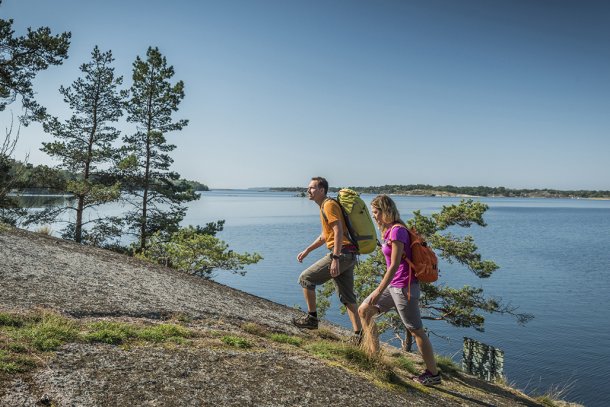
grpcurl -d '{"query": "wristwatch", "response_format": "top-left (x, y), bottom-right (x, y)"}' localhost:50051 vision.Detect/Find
top-left (331, 254), bottom-right (341, 260)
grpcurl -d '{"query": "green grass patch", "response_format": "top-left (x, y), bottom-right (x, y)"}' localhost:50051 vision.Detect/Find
top-left (0, 312), bottom-right (24, 327)
top-left (136, 323), bottom-right (192, 343)
top-left (435, 355), bottom-right (460, 375)
top-left (0, 310), bottom-right (197, 379)
top-left (0, 352), bottom-right (37, 373)
top-left (269, 333), bottom-right (303, 346)
top-left (23, 313), bottom-right (78, 352)
top-left (221, 335), bottom-right (252, 349)
top-left (306, 341), bottom-right (374, 369)
top-left (392, 354), bottom-right (419, 375)
top-left (305, 340), bottom-right (396, 382)
top-left (83, 321), bottom-right (136, 345)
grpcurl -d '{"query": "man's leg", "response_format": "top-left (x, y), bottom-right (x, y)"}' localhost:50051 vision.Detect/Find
top-left (293, 255), bottom-right (332, 329)
top-left (303, 287), bottom-right (317, 312)
top-left (334, 253), bottom-right (362, 335)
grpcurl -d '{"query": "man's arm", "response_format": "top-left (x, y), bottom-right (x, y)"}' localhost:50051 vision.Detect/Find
top-left (329, 220), bottom-right (343, 277)
top-left (297, 234), bottom-right (325, 263)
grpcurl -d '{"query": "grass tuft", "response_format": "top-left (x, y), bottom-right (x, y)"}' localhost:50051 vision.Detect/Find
top-left (269, 333), bottom-right (303, 346)
top-left (0, 312), bottom-right (24, 327)
top-left (25, 312), bottom-right (78, 351)
top-left (83, 321), bottom-right (136, 345)
top-left (435, 355), bottom-right (460, 375)
top-left (305, 340), bottom-right (397, 382)
top-left (221, 335), bottom-right (252, 349)
top-left (136, 323), bottom-right (192, 343)
top-left (35, 225), bottom-right (53, 235)
top-left (392, 354), bottom-right (420, 375)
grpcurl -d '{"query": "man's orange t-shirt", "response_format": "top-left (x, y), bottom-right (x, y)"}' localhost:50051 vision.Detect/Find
top-left (320, 199), bottom-right (352, 250)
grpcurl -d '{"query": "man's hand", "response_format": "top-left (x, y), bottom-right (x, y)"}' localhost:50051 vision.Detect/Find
top-left (297, 250), bottom-right (308, 263)
top-left (330, 258), bottom-right (340, 277)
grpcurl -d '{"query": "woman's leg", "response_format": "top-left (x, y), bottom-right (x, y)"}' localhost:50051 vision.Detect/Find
top-left (358, 301), bottom-right (380, 355)
top-left (409, 327), bottom-right (438, 375)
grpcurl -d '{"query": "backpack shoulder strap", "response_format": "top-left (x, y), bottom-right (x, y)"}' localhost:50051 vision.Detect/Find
top-left (321, 197), bottom-right (357, 248)
top-left (319, 197), bottom-right (334, 223)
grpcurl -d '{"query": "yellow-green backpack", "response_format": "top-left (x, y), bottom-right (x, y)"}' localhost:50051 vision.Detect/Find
top-left (321, 188), bottom-right (378, 254)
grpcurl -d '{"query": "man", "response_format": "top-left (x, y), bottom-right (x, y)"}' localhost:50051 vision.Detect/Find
top-left (293, 177), bottom-right (363, 343)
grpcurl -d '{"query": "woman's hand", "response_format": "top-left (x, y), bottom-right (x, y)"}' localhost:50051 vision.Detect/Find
top-left (368, 287), bottom-right (381, 305)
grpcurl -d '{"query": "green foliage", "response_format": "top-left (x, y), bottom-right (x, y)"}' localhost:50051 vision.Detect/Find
top-left (356, 184), bottom-right (610, 199)
top-left (29, 46), bottom-right (125, 243)
top-left (120, 46), bottom-right (196, 251)
top-left (274, 185), bottom-right (610, 199)
top-left (137, 225), bottom-right (262, 279)
top-left (221, 335), bottom-right (252, 349)
top-left (0, 12), bottom-right (71, 121)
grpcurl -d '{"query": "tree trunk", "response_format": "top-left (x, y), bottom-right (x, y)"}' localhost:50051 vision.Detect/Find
top-left (75, 195), bottom-right (84, 243)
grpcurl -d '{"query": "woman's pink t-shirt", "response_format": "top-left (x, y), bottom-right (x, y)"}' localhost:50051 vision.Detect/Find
top-left (382, 225), bottom-right (414, 288)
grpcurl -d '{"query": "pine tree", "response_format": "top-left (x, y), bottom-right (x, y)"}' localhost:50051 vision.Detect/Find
top-left (1, 4), bottom-right (70, 222)
top-left (0, 7), bottom-right (70, 121)
top-left (34, 46), bottom-right (125, 243)
top-left (121, 46), bottom-right (197, 251)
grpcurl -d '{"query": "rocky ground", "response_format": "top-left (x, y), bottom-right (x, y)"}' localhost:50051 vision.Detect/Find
top-left (0, 226), bottom-right (564, 406)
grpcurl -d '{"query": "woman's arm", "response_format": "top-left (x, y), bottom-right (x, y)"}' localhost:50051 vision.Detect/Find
top-left (369, 239), bottom-right (404, 304)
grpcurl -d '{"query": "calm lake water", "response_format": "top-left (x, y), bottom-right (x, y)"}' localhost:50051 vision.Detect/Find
top-left (32, 189), bottom-right (609, 406)
top-left (182, 190), bottom-right (609, 407)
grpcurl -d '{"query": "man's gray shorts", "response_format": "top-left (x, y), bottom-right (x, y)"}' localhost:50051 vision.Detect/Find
top-left (298, 252), bottom-right (357, 305)
top-left (363, 284), bottom-right (423, 331)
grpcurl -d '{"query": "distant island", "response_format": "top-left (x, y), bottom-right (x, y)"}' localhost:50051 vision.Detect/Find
top-left (271, 184), bottom-right (610, 199)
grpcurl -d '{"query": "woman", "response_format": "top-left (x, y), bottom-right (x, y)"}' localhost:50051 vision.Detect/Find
top-left (358, 194), bottom-right (441, 386)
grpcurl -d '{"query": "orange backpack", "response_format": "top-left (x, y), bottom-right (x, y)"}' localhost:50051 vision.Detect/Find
top-left (389, 224), bottom-right (439, 300)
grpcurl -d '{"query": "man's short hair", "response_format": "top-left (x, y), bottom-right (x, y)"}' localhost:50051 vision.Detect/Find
top-left (311, 177), bottom-right (328, 194)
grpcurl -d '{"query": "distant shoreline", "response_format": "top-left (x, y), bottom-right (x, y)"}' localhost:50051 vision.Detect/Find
top-left (268, 186), bottom-right (610, 200)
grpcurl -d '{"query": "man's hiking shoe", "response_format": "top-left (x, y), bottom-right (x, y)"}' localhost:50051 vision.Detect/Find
top-left (345, 332), bottom-right (363, 346)
top-left (413, 370), bottom-right (441, 386)
top-left (292, 314), bottom-right (318, 330)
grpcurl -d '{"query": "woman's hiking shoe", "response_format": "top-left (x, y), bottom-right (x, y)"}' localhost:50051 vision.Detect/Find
top-left (292, 314), bottom-right (318, 330)
top-left (413, 370), bottom-right (441, 386)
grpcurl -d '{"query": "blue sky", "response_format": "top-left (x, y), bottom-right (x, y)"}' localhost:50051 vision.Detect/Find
top-left (3, 0), bottom-right (609, 189)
